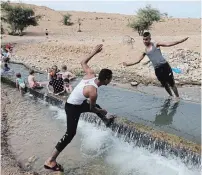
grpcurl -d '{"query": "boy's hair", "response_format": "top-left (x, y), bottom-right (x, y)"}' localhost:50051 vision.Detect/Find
top-left (29, 70), bottom-right (35, 75)
top-left (63, 78), bottom-right (69, 83)
top-left (16, 73), bottom-right (21, 78)
top-left (62, 65), bottom-right (67, 71)
top-left (143, 32), bottom-right (151, 37)
top-left (98, 69), bottom-right (112, 81)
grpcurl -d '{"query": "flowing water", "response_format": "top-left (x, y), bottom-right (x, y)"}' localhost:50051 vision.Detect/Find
top-left (4, 86), bottom-right (201, 175)
top-left (5, 63), bottom-right (202, 144)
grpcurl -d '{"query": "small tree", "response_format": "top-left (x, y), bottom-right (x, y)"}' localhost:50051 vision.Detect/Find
top-left (1, 2), bottom-right (41, 35)
top-left (63, 13), bottom-right (73, 26)
top-left (129, 18), bottom-right (151, 36)
top-left (129, 5), bottom-right (163, 36)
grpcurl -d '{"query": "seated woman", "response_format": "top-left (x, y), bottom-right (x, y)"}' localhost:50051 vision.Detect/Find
top-left (28, 70), bottom-right (43, 89)
top-left (16, 73), bottom-right (27, 95)
top-left (47, 65), bottom-right (60, 80)
top-left (47, 73), bottom-right (65, 95)
top-left (59, 65), bottom-right (76, 80)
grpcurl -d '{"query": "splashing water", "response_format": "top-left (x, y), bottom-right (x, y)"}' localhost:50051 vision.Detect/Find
top-left (49, 105), bottom-right (201, 175)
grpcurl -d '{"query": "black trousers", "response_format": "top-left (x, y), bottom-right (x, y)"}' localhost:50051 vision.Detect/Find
top-left (155, 62), bottom-right (175, 87)
top-left (55, 100), bottom-right (105, 152)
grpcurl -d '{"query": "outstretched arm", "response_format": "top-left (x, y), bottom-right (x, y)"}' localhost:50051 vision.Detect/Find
top-left (123, 52), bottom-right (146, 67)
top-left (156, 37), bottom-right (189, 47)
top-left (80, 44), bottom-right (103, 75)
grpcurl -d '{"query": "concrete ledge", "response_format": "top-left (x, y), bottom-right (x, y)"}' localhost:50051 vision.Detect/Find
top-left (1, 75), bottom-right (201, 166)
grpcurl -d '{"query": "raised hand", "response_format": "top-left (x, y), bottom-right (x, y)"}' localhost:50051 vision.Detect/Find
top-left (93, 44), bottom-right (103, 54)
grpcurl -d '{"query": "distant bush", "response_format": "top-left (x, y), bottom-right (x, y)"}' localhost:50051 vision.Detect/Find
top-left (63, 13), bottom-right (73, 26)
top-left (1, 2), bottom-right (41, 35)
top-left (129, 5), bottom-right (164, 36)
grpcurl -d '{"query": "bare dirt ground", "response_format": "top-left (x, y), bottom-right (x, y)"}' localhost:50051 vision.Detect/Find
top-left (1, 87), bottom-right (38, 175)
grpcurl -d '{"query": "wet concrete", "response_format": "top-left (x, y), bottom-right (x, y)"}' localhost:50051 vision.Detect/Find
top-left (115, 82), bottom-right (201, 104)
top-left (97, 86), bottom-right (201, 144)
top-left (6, 62), bottom-right (201, 145)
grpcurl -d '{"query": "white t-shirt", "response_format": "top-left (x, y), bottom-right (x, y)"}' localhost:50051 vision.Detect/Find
top-left (67, 77), bottom-right (98, 105)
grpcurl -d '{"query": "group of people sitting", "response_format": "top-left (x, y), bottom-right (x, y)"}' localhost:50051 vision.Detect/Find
top-left (1, 43), bottom-right (76, 97)
top-left (15, 64), bottom-right (76, 97)
top-left (46, 65), bottom-right (76, 96)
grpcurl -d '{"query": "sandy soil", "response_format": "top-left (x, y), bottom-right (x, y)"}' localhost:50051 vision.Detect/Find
top-left (1, 3), bottom-right (201, 86)
top-left (1, 87), bottom-right (38, 175)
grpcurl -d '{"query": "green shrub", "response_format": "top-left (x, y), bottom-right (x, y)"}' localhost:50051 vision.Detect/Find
top-left (1, 2), bottom-right (41, 35)
top-left (129, 5), bottom-right (164, 36)
top-left (63, 13), bottom-right (73, 26)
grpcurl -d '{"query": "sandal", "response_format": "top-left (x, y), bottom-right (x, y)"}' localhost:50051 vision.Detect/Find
top-left (44, 162), bottom-right (64, 172)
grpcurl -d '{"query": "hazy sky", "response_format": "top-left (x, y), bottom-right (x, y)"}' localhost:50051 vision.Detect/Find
top-left (10, 0), bottom-right (201, 18)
